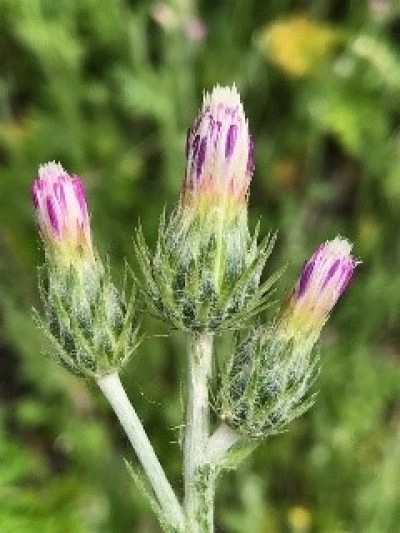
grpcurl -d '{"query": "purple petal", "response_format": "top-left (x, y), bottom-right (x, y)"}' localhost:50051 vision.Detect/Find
top-left (191, 134), bottom-right (200, 157)
top-left (322, 259), bottom-right (340, 289)
top-left (46, 196), bottom-right (60, 235)
top-left (31, 185), bottom-right (39, 208)
top-left (246, 135), bottom-right (255, 176)
top-left (196, 137), bottom-right (207, 181)
top-left (54, 181), bottom-right (66, 208)
top-left (72, 177), bottom-right (88, 218)
top-left (298, 260), bottom-right (315, 297)
top-left (210, 119), bottom-right (222, 149)
top-left (338, 263), bottom-right (355, 296)
top-left (225, 124), bottom-right (238, 158)
top-left (216, 120), bottom-right (222, 137)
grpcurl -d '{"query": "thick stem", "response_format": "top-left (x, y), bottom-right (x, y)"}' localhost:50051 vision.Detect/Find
top-left (184, 333), bottom-right (214, 532)
top-left (97, 372), bottom-right (184, 530)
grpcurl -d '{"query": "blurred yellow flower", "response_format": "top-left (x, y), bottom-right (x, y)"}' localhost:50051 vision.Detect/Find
top-left (288, 505), bottom-right (312, 532)
top-left (258, 16), bottom-right (338, 76)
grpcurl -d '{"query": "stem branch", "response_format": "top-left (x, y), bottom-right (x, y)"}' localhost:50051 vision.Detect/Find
top-left (97, 372), bottom-right (184, 530)
top-left (206, 423), bottom-right (241, 464)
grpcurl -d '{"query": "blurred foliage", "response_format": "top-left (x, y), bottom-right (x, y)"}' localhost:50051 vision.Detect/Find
top-left (1, 0), bottom-right (400, 531)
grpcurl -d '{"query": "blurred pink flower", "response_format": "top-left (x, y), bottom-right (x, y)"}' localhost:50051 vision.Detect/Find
top-left (151, 2), bottom-right (207, 42)
top-left (184, 19), bottom-right (207, 42)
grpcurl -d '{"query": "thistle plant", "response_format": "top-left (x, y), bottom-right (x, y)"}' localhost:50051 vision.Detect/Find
top-left (30, 86), bottom-right (358, 532)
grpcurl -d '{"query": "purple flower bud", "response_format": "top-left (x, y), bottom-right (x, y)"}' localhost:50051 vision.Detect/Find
top-left (282, 237), bottom-right (358, 336)
top-left (183, 85), bottom-right (253, 207)
top-left (31, 162), bottom-right (93, 261)
top-left (225, 125), bottom-right (238, 157)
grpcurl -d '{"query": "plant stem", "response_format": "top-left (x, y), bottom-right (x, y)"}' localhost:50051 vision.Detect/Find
top-left (97, 372), bottom-right (184, 531)
top-left (184, 333), bottom-right (214, 532)
top-left (206, 423), bottom-right (241, 464)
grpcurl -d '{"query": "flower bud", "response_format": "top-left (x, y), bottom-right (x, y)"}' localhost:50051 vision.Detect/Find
top-left (136, 86), bottom-right (278, 332)
top-left (183, 84), bottom-right (254, 216)
top-left (31, 162), bottom-right (93, 263)
top-left (281, 237), bottom-right (358, 338)
top-left (32, 162), bottom-right (139, 378)
top-left (216, 327), bottom-right (318, 439)
top-left (216, 238), bottom-right (358, 438)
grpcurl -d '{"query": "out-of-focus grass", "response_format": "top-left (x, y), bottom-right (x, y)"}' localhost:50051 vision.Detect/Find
top-left (1, 1), bottom-right (400, 531)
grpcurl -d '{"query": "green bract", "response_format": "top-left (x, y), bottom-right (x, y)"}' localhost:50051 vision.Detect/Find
top-left (216, 327), bottom-right (319, 438)
top-left (135, 207), bottom-right (280, 332)
top-left (34, 257), bottom-right (139, 378)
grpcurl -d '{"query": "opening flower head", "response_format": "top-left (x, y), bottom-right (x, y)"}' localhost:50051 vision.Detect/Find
top-left (182, 84), bottom-right (254, 216)
top-left (31, 162), bottom-right (94, 264)
top-left (280, 237), bottom-right (358, 338)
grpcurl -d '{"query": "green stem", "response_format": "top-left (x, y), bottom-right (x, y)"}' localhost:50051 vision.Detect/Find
top-left (184, 333), bottom-right (215, 532)
top-left (206, 423), bottom-right (241, 464)
top-left (97, 372), bottom-right (184, 531)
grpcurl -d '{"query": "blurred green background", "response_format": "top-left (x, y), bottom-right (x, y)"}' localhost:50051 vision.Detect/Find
top-left (1, 0), bottom-right (400, 531)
